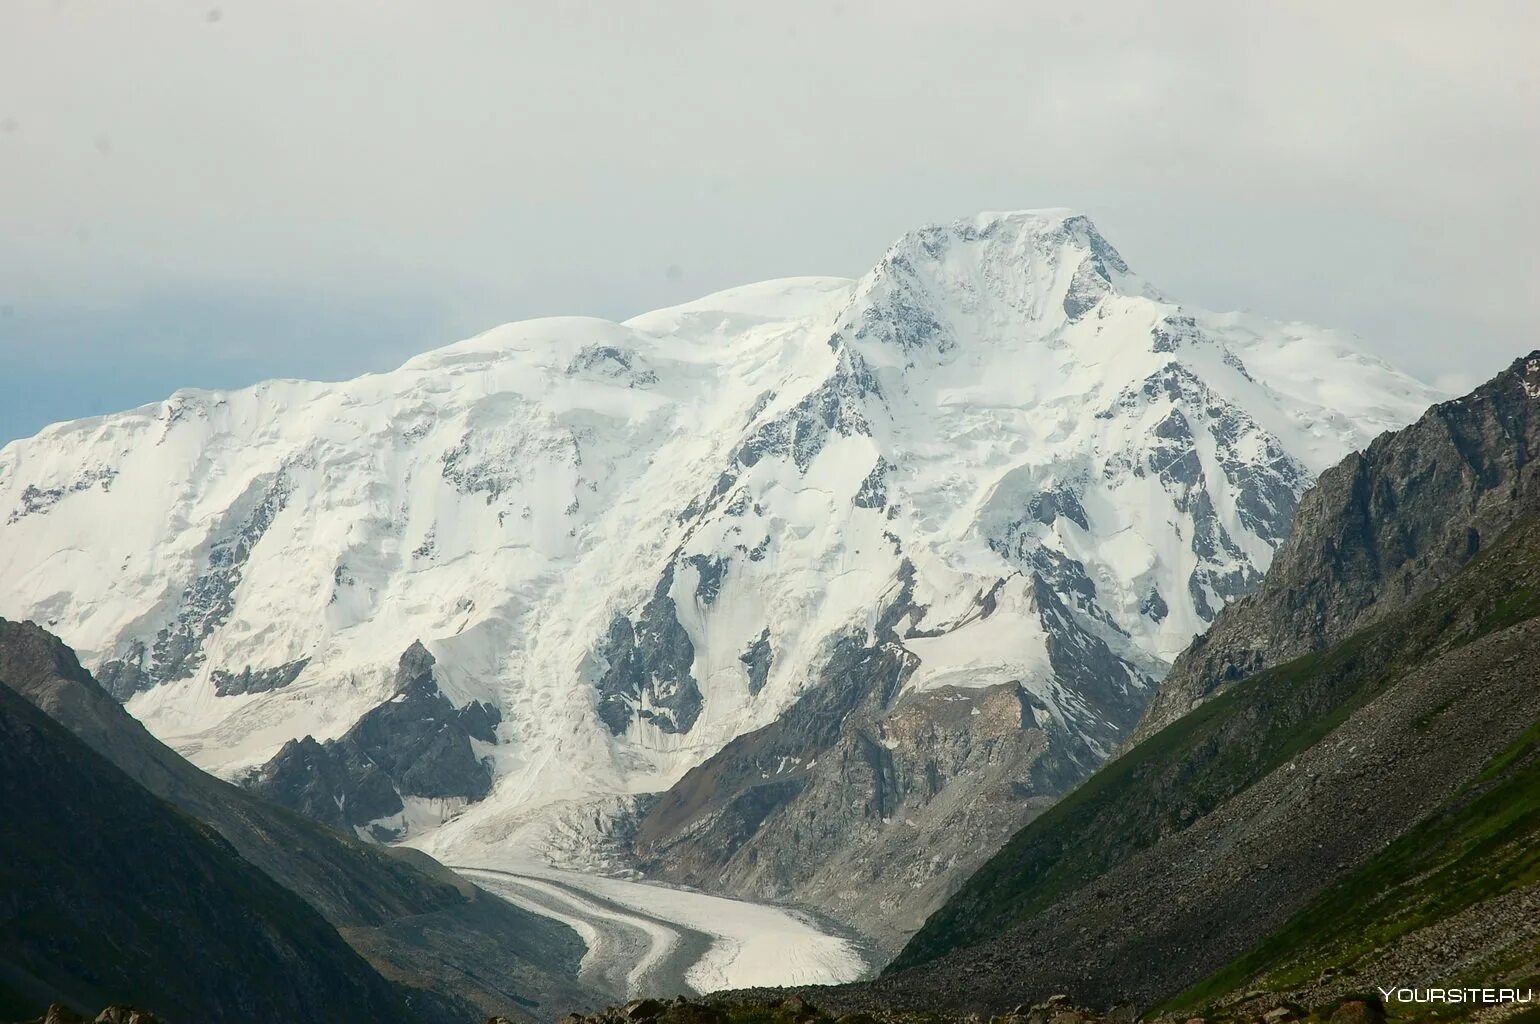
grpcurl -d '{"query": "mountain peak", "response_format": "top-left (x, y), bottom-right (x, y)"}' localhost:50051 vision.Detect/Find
top-left (896, 207), bottom-right (1124, 261)
top-left (839, 208), bottom-right (1149, 360)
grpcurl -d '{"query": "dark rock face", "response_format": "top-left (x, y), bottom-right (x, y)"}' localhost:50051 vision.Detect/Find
top-left (1140, 350), bottom-right (1540, 738)
top-left (1026, 485), bottom-right (1090, 532)
top-left (741, 353), bottom-right (880, 473)
top-left (566, 344), bottom-right (660, 388)
top-left (0, 677), bottom-right (421, 1024)
top-left (1116, 363), bottom-right (1305, 624)
top-left (1116, 360), bottom-right (1309, 550)
top-left (675, 346), bottom-right (880, 529)
top-left (0, 618), bottom-right (591, 1023)
top-left (1150, 314), bottom-right (1200, 354)
top-left (210, 656), bottom-right (309, 697)
top-left (594, 566), bottom-right (704, 735)
top-left (97, 470), bottom-right (294, 700)
top-left (1062, 255), bottom-right (1112, 322)
top-left (686, 554), bottom-right (730, 605)
top-left (6, 468), bottom-right (119, 525)
top-left (248, 641), bottom-right (500, 839)
top-left (853, 458), bottom-right (891, 510)
top-left (739, 629), bottom-right (773, 696)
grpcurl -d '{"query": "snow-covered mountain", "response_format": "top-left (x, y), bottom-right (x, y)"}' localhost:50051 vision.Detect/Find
top-left (0, 210), bottom-right (1438, 945)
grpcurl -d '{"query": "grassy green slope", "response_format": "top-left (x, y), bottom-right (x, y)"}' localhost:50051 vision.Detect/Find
top-left (1165, 717), bottom-right (1540, 1016)
top-left (892, 515), bottom-right (1540, 974)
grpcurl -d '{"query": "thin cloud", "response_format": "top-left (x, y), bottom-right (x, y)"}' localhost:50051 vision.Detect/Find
top-left (0, 0), bottom-right (1535, 442)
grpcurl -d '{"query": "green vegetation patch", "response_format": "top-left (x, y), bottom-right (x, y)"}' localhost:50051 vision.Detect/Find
top-left (895, 515), bottom-right (1540, 973)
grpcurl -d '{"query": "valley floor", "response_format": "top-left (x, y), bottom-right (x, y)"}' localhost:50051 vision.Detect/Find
top-left (456, 866), bottom-right (873, 1000)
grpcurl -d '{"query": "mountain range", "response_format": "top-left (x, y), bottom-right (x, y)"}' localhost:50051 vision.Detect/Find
top-left (3, 212), bottom-right (1537, 1024)
top-left (0, 210), bottom-right (1440, 957)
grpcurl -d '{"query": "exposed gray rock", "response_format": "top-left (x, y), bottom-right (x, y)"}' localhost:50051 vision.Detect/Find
top-left (1026, 485), bottom-right (1090, 532)
top-left (739, 629), bottom-right (773, 696)
top-left (97, 469), bottom-right (293, 699)
top-left (210, 657), bottom-right (309, 697)
top-left (6, 466), bottom-right (118, 524)
top-left (853, 458), bottom-right (891, 510)
top-left (1150, 314), bottom-right (1199, 354)
top-left (1139, 350), bottom-right (1540, 739)
top-left (634, 569), bottom-right (1150, 954)
top-left (1062, 255), bottom-right (1111, 322)
top-left (247, 641), bottom-right (501, 839)
top-left (594, 565), bottom-right (704, 735)
top-left (566, 344), bottom-right (660, 387)
top-left (686, 554), bottom-right (730, 606)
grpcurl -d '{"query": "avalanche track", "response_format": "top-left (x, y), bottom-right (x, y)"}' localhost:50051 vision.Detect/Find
top-left (456, 866), bottom-right (872, 998)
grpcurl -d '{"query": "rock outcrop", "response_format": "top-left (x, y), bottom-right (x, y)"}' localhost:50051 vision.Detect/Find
top-left (1138, 351), bottom-right (1540, 739)
top-left (248, 640), bottom-right (501, 839)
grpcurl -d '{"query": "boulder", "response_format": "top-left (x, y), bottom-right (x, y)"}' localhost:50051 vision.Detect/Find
top-left (41, 1006), bottom-right (87, 1024)
top-left (93, 1009), bottom-right (162, 1024)
top-left (1328, 999), bottom-right (1387, 1024)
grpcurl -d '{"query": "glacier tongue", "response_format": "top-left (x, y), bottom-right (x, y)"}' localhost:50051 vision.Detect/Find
top-left (0, 211), bottom-right (1439, 900)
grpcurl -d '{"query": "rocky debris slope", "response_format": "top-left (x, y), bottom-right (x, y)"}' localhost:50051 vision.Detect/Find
top-left (1139, 351), bottom-right (1540, 738)
top-left (824, 362), bottom-right (1540, 1018)
top-left (550, 992), bottom-right (1407, 1024)
top-left (0, 619), bottom-right (595, 1023)
top-left (632, 586), bottom-right (1106, 954)
top-left (556, 993), bottom-right (1127, 1024)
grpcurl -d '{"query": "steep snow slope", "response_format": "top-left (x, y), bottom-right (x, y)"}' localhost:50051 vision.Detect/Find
top-left (0, 212), bottom-right (1437, 902)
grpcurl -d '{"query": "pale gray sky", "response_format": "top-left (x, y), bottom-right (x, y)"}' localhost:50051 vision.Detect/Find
top-left (2, 1), bottom-right (1536, 443)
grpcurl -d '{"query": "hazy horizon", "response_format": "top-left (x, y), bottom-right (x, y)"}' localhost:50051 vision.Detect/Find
top-left (3, 1), bottom-right (1536, 444)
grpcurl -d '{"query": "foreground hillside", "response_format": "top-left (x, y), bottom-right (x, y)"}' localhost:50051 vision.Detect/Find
top-left (0, 678), bottom-right (425, 1024)
top-left (0, 619), bottom-right (593, 1023)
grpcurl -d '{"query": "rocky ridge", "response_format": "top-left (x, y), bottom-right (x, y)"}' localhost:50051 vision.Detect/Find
top-left (0, 618), bottom-right (594, 1023)
top-left (1139, 351), bottom-right (1540, 738)
top-left (248, 640), bottom-right (501, 840)
top-left (837, 355), bottom-right (1540, 1020)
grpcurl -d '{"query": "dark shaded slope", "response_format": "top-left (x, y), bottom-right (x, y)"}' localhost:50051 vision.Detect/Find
top-left (0, 680), bottom-right (421, 1024)
top-left (249, 641), bottom-right (502, 841)
top-left (876, 515), bottom-right (1540, 1014)
top-left (0, 620), bottom-right (594, 1022)
top-left (1138, 351), bottom-right (1540, 738)
top-left (1167, 709), bottom-right (1540, 1018)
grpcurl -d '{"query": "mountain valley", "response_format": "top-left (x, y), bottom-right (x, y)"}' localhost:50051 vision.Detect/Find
top-left (0, 211), bottom-right (1440, 961)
